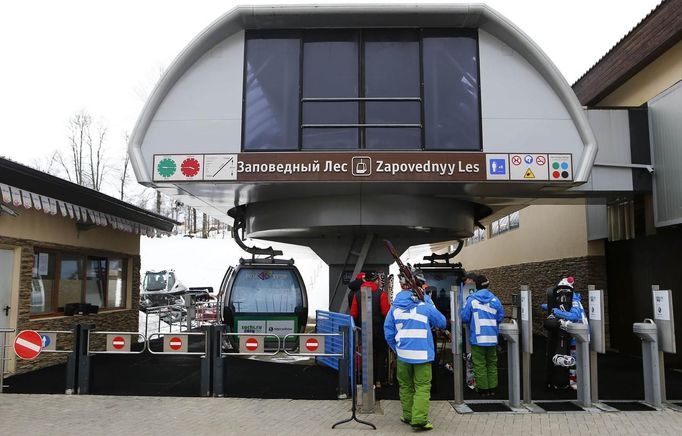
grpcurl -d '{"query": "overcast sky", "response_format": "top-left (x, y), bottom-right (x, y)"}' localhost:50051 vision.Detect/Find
top-left (0, 0), bottom-right (661, 168)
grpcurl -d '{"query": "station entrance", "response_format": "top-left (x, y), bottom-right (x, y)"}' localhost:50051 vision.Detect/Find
top-left (5, 3), bottom-right (682, 427)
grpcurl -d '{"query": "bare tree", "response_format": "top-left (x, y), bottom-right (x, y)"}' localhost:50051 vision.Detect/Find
top-left (118, 133), bottom-right (132, 200)
top-left (52, 110), bottom-right (109, 190)
top-left (88, 123), bottom-right (107, 191)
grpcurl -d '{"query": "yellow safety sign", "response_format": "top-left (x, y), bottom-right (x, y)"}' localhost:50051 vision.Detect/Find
top-left (524, 168), bottom-right (535, 179)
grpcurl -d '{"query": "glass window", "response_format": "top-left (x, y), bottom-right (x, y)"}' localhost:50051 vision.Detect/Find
top-left (510, 211), bottom-right (520, 229)
top-left (230, 268), bottom-right (303, 313)
top-left (59, 256), bottom-right (83, 308)
top-left (31, 252), bottom-right (55, 314)
top-left (491, 221), bottom-right (500, 237)
top-left (423, 31), bottom-right (480, 150)
top-left (499, 216), bottom-right (510, 233)
top-left (242, 29), bottom-right (480, 151)
top-left (107, 259), bottom-right (126, 308)
top-left (302, 31), bottom-right (359, 149)
top-left (85, 258), bottom-right (107, 307)
top-left (364, 30), bottom-right (421, 150)
top-left (243, 34), bottom-right (300, 150)
top-left (30, 250), bottom-right (128, 316)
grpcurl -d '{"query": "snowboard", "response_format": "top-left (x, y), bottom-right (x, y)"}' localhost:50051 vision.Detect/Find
top-left (465, 353), bottom-right (476, 389)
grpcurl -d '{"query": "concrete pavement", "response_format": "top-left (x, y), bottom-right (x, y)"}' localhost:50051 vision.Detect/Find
top-left (2, 395), bottom-right (682, 435)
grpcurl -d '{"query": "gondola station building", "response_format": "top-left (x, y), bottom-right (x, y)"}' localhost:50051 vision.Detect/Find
top-left (127, 0), bottom-right (659, 326)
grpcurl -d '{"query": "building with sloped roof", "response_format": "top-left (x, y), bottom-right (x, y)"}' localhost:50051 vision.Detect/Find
top-left (0, 157), bottom-right (176, 373)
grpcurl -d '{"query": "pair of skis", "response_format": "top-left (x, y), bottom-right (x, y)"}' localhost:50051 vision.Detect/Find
top-left (383, 239), bottom-right (424, 302)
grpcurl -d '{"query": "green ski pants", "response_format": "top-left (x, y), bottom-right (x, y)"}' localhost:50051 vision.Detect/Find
top-left (471, 344), bottom-right (498, 389)
top-left (396, 360), bottom-right (432, 425)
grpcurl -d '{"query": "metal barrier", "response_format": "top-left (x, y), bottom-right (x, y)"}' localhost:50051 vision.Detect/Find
top-left (0, 328), bottom-right (14, 393)
top-left (316, 310), bottom-right (354, 370)
top-left (282, 333), bottom-right (344, 357)
top-left (87, 331), bottom-right (147, 355)
top-left (147, 332), bottom-right (207, 356)
top-left (221, 333), bottom-right (281, 356)
top-left (35, 330), bottom-right (74, 354)
top-left (141, 304), bottom-right (188, 338)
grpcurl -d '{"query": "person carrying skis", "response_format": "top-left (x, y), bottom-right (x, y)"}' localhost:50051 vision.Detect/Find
top-left (384, 272), bottom-right (446, 431)
top-left (460, 275), bottom-right (505, 397)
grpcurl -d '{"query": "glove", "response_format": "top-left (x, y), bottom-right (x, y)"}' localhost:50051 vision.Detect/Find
top-left (540, 303), bottom-right (548, 311)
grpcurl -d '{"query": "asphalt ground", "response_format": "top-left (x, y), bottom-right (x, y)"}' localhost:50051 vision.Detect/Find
top-left (5, 335), bottom-right (682, 402)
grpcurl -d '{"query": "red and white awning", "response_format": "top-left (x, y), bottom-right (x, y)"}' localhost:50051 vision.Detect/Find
top-left (0, 182), bottom-right (169, 236)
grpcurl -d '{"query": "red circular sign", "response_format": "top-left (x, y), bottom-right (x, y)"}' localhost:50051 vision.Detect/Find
top-left (112, 336), bottom-right (126, 350)
top-left (180, 158), bottom-right (201, 177)
top-left (169, 337), bottom-right (183, 350)
top-left (511, 155), bottom-right (522, 166)
top-left (305, 338), bottom-right (319, 352)
top-left (536, 156), bottom-right (546, 166)
top-left (245, 337), bottom-right (259, 351)
top-left (14, 330), bottom-right (43, 360)
top-left (552, 171), bottom-right (561, 179)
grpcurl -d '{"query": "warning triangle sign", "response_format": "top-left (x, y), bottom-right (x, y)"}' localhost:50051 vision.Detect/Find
top-left (524, 168), bottom-right (535, 179)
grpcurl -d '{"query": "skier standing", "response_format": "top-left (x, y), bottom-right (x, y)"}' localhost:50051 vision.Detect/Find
top-left (384, 272), bottom-right (446, 431)
top-left (460, 275), bottom-right (505, 396)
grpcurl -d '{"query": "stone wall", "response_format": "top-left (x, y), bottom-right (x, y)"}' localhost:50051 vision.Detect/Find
top-left (1, 234), bottom-right (141, 374)
top-left (471, 255), bottom-right (609, 343)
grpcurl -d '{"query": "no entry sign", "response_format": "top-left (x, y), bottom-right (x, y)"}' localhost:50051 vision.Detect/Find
top-left (305, 338), bottom-right (319, 352)
top-left (14, 330), bottom-right (43, 360)
top-left (112, 336), bottom-right (126, 349)
top-left (106, 334), bottom-right (131, 352)
top-left (163, 334), bottom-right (188, 353)
top-left (169, 337), bottom-right (183, 350)
top-left (239, 336), bottom-right (263, 354)
top-left (299, 335), bottom-right (325, 355)
top-left (245, 338), bottom-right (259, 351)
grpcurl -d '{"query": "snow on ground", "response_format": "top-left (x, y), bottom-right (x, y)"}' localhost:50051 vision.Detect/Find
top-left (140, 235), bottom-right (330, 314)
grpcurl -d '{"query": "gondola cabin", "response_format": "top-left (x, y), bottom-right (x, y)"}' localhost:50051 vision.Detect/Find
top-left (220, 258), bottom-right (308, 349)
top-left (413, 261), bottom-right (466, 320)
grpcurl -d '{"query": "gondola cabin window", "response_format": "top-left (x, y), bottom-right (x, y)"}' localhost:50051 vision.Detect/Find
top-left (230, 268), bottom-right (303, 313)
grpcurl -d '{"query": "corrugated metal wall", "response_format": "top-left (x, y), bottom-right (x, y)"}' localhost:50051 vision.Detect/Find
top-left (650, 81), bottom-right (682, 227)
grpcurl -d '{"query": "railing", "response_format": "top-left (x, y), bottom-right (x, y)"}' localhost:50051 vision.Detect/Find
top-left (0, 328), bottom-right (14, 394)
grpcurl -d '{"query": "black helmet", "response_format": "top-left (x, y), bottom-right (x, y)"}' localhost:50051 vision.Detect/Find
top-left (365, 271), bottom-right (380, 282)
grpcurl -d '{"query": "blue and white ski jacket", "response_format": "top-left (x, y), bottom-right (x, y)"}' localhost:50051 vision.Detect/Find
top-left (461, 289), bottom-right (504, 346)
top-left (384, 291), bottom-right (447, 364)
top-left (551, 293), bottom-right (587, 324)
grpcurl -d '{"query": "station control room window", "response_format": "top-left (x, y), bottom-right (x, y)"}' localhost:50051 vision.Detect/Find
top-left (31, 250), bottom-right (128, 316)
top-left (243, 29), bottom-right (481, 151)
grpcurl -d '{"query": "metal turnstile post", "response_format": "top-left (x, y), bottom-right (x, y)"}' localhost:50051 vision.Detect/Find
top-left (633, 319), bottom-right (662, 408)
top-left (360, 286), bottom-right (375, 413)
top-left (450, 286), bottom-right (472, 413)
top-left (499, 320), bottom-right (521, 409)
top-left (518, 286), bottom-right (539, 411)
top-left (564, 322), bottom-right (591, 408)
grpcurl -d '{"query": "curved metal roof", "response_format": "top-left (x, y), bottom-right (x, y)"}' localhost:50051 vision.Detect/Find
top-left (129, 3), bottom-right (597, 184)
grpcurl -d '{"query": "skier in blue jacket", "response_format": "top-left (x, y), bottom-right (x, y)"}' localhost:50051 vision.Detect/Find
top-left (460, 275), bottom-right (505, 396)
top-left (541, 276), bottom-right (587, 389)
top-left (384, 272), bottom-right (446, 431)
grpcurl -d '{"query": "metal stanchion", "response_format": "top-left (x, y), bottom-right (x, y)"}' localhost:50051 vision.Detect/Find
top-left (450, 286), bottom-right (472, 414)
top-left (359, 286), bottom-right (375, 413)
top-left (338, 326), bottom-right (350, 399)
top-left (332, 326), bottom-right (375, 430)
